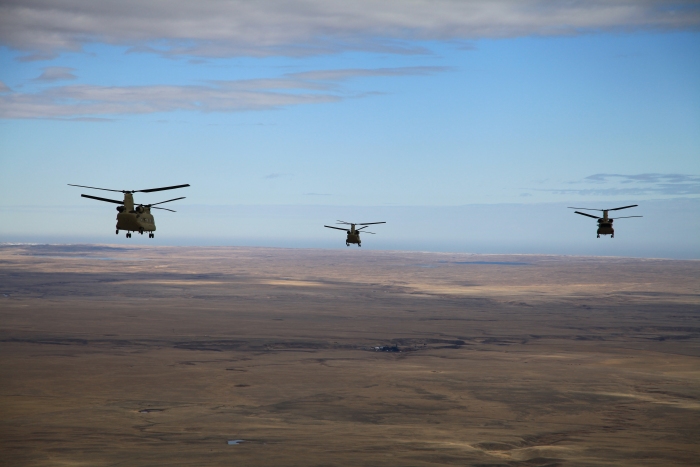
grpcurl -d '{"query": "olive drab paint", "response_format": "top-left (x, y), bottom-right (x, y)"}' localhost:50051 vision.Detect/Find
top-left (568, 205), bottom-right (642, 239)
top-left (68, 183), bottom-right (190, 239)
top-left (324, 221), bottom-right (386, 247)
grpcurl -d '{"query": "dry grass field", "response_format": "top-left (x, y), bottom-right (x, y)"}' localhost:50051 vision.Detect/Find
top-left (1, 244), bottom-right (699, 466)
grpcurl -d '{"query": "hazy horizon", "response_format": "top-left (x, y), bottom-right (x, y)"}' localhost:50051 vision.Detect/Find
top-left (2, 197), bottom-right (697, 259)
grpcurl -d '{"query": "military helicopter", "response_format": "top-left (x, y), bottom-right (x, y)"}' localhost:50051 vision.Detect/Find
top-left (324, 220), bottom-right (386, 247)
top-left (568, 204), bottom-right (641, 238)
top-left (69, 183), bottom-right (190, 238)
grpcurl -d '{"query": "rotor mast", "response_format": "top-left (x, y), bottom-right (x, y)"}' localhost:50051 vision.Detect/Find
top-left (123, 193), bottom-right (135, 212)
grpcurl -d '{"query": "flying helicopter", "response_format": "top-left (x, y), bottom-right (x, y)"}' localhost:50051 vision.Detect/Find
top-left (324, 220), bottom-right (386, 247)
top-left (568, 204), bottom-right (642, 238)
top-left (69, 183), bottom-right (190, 238)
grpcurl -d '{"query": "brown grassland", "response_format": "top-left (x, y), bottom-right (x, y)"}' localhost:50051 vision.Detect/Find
top-left (1, 244), bottom-right (699, 466)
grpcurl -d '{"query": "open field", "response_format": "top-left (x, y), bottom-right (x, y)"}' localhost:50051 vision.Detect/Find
top-left (1, 244), bottom-right (699, 466)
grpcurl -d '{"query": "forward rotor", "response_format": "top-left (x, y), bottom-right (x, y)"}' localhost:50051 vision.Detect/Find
top-left (80, 194), bottom-right (123, 204)
top-left (324, 225), bottom-right (350, 232)
top-left (336, 220), bottom-right (387, 226)
top-left (568, 204), bottom-right (638, 212)
top-left (69, 183), bottom-right (190, 194)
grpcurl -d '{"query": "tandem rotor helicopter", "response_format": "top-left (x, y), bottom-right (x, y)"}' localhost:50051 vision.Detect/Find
top-left (324, 221), bottom-right (386, 247)
top-left (569, 204), bottom-right (642, 238)
top-left (69, 183), bottom-right (190, 238)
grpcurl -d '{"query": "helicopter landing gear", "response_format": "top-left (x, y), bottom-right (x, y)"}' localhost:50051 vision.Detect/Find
top-left (126, 232), bottom-right (131, 238)
top-left (139, 229), bottom-right (144, 235)
top-left (346, 242), bottom-right (349, 246)
top-left (611, 234), bottom-right (614, 238)
top-left (116, 229), bottom-right (119, 235)
top-left (149, 233), bottom-right (154, 238)
top-left (597, 234), bottom-right (600, 238)
top-left (358, 243), bottom-right (361, 247)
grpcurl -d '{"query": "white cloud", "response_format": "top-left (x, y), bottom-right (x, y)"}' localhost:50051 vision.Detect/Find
top-left (1, 1), bottom-right (698, 59)
top-left (0, 83), bottom-right (337, 119)
top-left (290, 67), bottom-right (452, 81)
top-left (584, 173), bottom-right (700, 185)
top-left (0, 66), bottom-right (445, 119)
top-left (546, 173), bottom-right (700, 196)
top-left (34, 66), bottom-right (78, 82)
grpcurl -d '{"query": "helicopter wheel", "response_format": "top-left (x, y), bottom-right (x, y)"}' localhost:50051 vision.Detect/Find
top-left (597, 234), bottom-right (600, 238)
top-left (126, 232), bottom-right (131, 238)
top-left (358, 244), bottom-right (361, 247)
top-left (116, 229), bottom-right (119, 235)
top-left (611, 235), bottom-right (614, 238)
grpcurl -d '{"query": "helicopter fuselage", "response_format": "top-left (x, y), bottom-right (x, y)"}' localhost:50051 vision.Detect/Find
top-left (596, 219), bottom-right (614, 236)
top-left (596, 210), bottom-right (614, 237)
top-left (116, 209), bottom-right (156, 233)
top-left (114, 192), bottom-right (156, 233)
top-left (346, 231), bottom-right (361, 245)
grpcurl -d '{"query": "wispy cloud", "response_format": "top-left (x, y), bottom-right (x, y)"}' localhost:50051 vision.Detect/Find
top-left (0, 66), bottom-right (445, 119)
top-left (584, 173), bottom-right (700, 185)
top-left (2, 1), bottom-right (699, 59)
top-left (547, 173), bottom-right (700, 196)
top-left (34, 67), bottom-right (77, 82)
top-left (290, 67), bottom-right (452, 81)
top-left (16, 51), bottom-right (58, 62)
top-left (0, 83), bottom-right (335, 119)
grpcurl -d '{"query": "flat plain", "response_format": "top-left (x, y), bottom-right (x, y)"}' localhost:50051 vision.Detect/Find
top-left (1, 244), bottom-right (699, 466)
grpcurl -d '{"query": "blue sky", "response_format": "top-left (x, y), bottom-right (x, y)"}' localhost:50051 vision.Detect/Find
top-left (1, 1), bottom-right (699, 257)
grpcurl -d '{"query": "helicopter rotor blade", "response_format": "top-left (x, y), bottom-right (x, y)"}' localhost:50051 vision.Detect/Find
top-left (356, 221), bottom-right (386, 226)
top-left (71, 183), bottom-right (190, 194)
top-left (609, 204), bottom-right (638, 211)
top-left (336, 220), bottom-right (352, 225)
top-left (69, 184), bottom-right (123, 193)
top-left (568, 205), bottom-right (639, 212)
top-left (611, 215), bottom-right (643, 219)
top-left (137, 184), bottom-right (190, 193)
top-left (81, 194), bottom-right (123, 204)
top-left (151, 206), bottom-right (176, 212)
top-left (574, 211), bottom-right (600, 219)
top-left (360, 231), bottom-right (376, 234)
top-left (325, 225), bottom-right (349, 231)
top-left (148, 196), bottom-right (185, 206)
